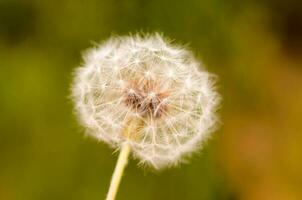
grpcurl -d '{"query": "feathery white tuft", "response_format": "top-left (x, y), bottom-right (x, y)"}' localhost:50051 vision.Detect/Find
top-left (72, 33), bottom-right (220, 169)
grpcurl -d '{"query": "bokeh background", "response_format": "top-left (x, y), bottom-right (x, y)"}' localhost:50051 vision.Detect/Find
top-left (1, 0), bottom-right (302, 199)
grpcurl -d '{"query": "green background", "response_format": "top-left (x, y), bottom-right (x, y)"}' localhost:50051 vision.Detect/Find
top-left (1, 0), bottom-right (302, 199)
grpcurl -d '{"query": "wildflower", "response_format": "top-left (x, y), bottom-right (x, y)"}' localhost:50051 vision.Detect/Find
top-left (72, 33), bottom-right (220, 169)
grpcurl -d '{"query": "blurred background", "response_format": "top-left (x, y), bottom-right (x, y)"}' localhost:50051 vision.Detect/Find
top-left (0, 0), bottom-right (301, 199)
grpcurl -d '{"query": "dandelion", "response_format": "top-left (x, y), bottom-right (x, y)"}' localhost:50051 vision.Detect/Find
top-left (71, 33), bottom-right (220, 200)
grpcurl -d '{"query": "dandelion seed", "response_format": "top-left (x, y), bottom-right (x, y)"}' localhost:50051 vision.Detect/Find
top-left (71, 33), bottom-right (220, 200)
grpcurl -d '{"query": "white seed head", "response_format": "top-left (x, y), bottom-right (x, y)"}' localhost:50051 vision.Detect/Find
top-left (72, 33), bottom-right (220, 169)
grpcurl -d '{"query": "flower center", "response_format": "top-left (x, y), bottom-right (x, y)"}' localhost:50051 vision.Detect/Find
top-left (123, 80), bottom-right (168, 118)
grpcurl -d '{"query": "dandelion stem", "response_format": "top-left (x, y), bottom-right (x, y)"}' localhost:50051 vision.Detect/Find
top-left (106, 142), bottom-right (131, 200)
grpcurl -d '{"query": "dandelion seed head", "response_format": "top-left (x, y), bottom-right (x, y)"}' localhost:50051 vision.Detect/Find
top-left (72, 33), bottom-right (220, 169)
